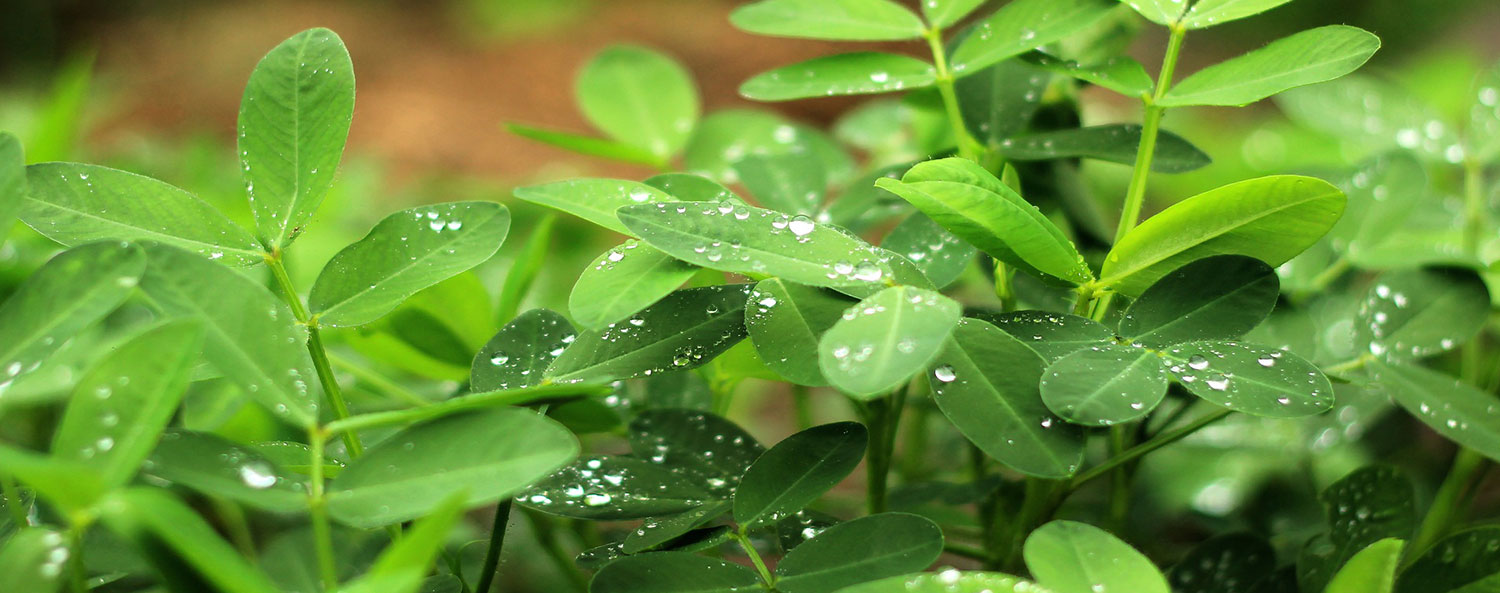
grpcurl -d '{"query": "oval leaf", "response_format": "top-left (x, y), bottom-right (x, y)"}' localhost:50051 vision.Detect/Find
top-left (1021, 51), bottom-right (1153, 97)
top-left (145, 430), bottom-right (308, 513)
top-left (978, 311), bottom-right (1115, 364)
top-left (1369, 360), bottom-right (1500, 463)
top-left (1397, 528), bottom-right (1500, 593)
top-left (732, 152), bottom-right (826, 216)
top-left (734, 422), bottom-right (868, 527)
top-left (881, 213), bottom-right (976, 289)
top-left (741, 52), bottom-right (937, 101)
top-left (1119, 255), bottom-right (1279, 347)
top-left (818, 286), bottom-right (962, 398)
top-left (471, 308), bottom-right (577, 391)
top-left (746, 279), bottom-right (856, 386)
top-left (1325, 539), bottom-right (1403, 593)
top-left (571, 241), bottom-right (699, 330)
top-left (546, 284), bottom-right (752, 384)
top-left (518, 454), bottom-right (710, 520)
top-left (837, 571), bottom-right (1047, 593)
top-left (591, 552), bottom-right (760, 593)
top-left (997, 125), bottom-right (1212, 173)
top-left (1024, 521), bottom-right (1169, 593)
top-left (950, 0), bottom-right (1118, 75)
top-left (1167, 534), bottom-right (1277, 593)
top-left (1041, 344), bottom-right (1169, 427)
top-left (628, 409), bottom-right (765, 497)
top-left (513, 179), bottom-right (676, 235)
top-left (1358, 267), bottom-right (1489, 361)
top-left (0, 528), bottom-right (68, 593)
top-left (1163, 341), bottom-right (1334, 417)
top-left (1160, 26), bottom-right (1381, 107)
top-left (0, 242), bottom-right (145, 383)
top-left (577, 45), bottom-right (698, 161)
top-left (729, 0), bottom-right (925, 41)
top-left (775, 513), bottom-right (945, 593)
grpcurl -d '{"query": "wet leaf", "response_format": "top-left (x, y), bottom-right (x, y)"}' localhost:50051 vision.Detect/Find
top-left (591, 552), bottom-right (760, 593)
top-left (0, 242), bottom-right (145, 385)
top-left (730, 0), bottom-right (925, 41)
top-left (513, 179), bottom-right (676, 235)
top-left (818, 286), bottom-right (962, 398)
top-left (1119, 255), bottom-right (1280, 347)
top-left (746, 278), bottom-right (856, 386)
top-left (567, 239), bottom-right (700, 331)
top-left (733, 152), bottom-right (826, 216)
top-left (0, 444), bottom-right (104, 513)
top-left (1180, 0), bottom-right (1296, 29)
top-left (683, 110), bottom-right (855, 185)
top-left (741, 52), bottom-right (937, 101)
top-left (1021, 51), bottom-right (1152, 97)
top-left (955, 59), bottom-right (1051, 146)
top-left (881, 213), bottom-right (976, 289)
top-left (1357, 267), bottom-right (1489, 361)
top-left (774, 513), bottom-right (945, 593)
top-left (1369, 360), bottom-right (1500, 463)
top-left (1041, 344), bottom-right (1168, 426)
top-left (577, 45), bottom-right (699, 161)
top-left (1396, 527), bottom-right (1500, 593)
top-left (621, 501), bottom-right (733, 554)
top-left (471, 309), bottom-right (577, 391)
top-left (1277, 75), bottom-right (1460, 163)
top-left (977, 311), bottom-right (1115, 364)
top-left (0, 528), bottom-right (69, 593)
top-left (1024, 520), bottom-right (1169, 593)
top-left (145, 430), bottom-right (308, 513)
top-left (996, 125), bottom-right (1211, 173)
top-left (519, 454), bottom-right (710, 520)
top-left (1300, 465), bottom-right (1416, 593)
top-left (1162, 341), bottom-right (1334, 417)
top-left (629, 409), bottom-right (764, 498)
top-left (836, 570), bottom-right (1047, 593)
top-left (734, 422), bottom-right (868, 527)
top-left (950, 0), bottom-right (1118, 76)
top-left (546, 284), bottom-right (752, 383)
top-left (1160, 26), bottom-right (1381, 107)
top-left (1167, 534), bottom-right (1277, 593)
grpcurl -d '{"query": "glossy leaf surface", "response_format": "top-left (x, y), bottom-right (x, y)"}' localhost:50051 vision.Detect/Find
top-left (881, 213), bottom-right (976, 289)
top-left (591, 552), bottom-right (760, 593)
top-left (628, 409), bottom-right (764, 497)
top-left (1163, 341), bottom-right (1333, 417)
top-left (1358, 268), bottom-right (1489, 361)
top-left (775, 513), bottom-right (944, 593)
top-left (1370, 360), bottom-right (1500, 463)
top-left (741, 52), bottom-right (936, 101)
top-left (1160, 26), bottom-right (1381, 107)
top-left (1167, 534), bottom-right (1277, 593)
top-left (512, 179), bottom-right (675, 235)
top-left (1041, 344), bottom-right (1168, 426)
top-left (837, 571), bottom-right (1047, 593)
top-left (729, 0), bottom-right (925, 41)
top-left (546, 284), bottom-right (752, 383)
top-left (950, 0), bottom-right (1118, 76)
top-left (1180, 0), bottom-right (1295, 29)
top-left (734, 422), bottom-right (867, 527)
top-left (819, 286), bottom-right (961, 397)
top-left (1024, 521), bottom-right (1169, 593)
top-left (1119, 255), bottom-right (1279, 347)
top-left (146, 430), bottom-right (308, 512)
top-left (519, 454), bottom-right (710, 520)
top-left (0, 528), bottom-right (68, 593)
top-left (471, 308), bottom-right (577, 391)
top-left (980, 311), bottom-right (1114, 364)
top-left (571, 241), bottom-right (698, 330)
top-left (732, 152), bottom-right (825, 216)
top-left (0, 242), bottom-right (144, 384)
top-left (1021, 51), bottom-right (1152, 97)
top-left (997, 125), bottom-right (1211, 173)
top-left (746, 279), bottom-right (854, 386)
top-left (1396, 528), bottom-right (1500, 593)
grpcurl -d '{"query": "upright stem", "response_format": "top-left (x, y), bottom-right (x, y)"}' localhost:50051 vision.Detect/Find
top-left (1071, 408), bottom-right (1230, 488)
top-left (266, 256), bottom-right (363, 457)
top-left (523, 509), bottom-right (589, 593)
top-left (1106, 425), bottom-right (1132, 530)
top-left (791, 384), bottom-right (813, 430)
top-left (734, 529), bottom-right (777, 588)
top-left (67, 528), bottom-right (88, 593)
top-left (1405, 448), bottom-right (1486, 567)
top-left (473, 499), bottom-right (513, 593)
top-left (307, 433), bottom-right (339, 592)
top-left (862, 387), bottom-right (906, 515)
top-left (925, 28), bottom-right (985, 162)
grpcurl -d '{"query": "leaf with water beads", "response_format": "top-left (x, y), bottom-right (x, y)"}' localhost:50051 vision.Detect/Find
top-left (518, 454), bottom-right (711, 521)
top-left (327, 407), bottom-right (579, 528)
top-left (746, 278), bottom-right (856, 386)
top-left (734, 422), bottom-right (868, 528)
top-left (1357, 267), bottom-right (1489, 362)
top-left (729, 0), bottom-right (925, 41)
top-left (1040, 344), bottom-right (1169, 427)
top-left (834, 570), bottom-right (1049, 593)
top-left (741, 52), bottom-right (937, 102)
top-left (975, 311), bottom-right (1114, 364)
top-left (570, 241), bottom-right (699, 332)
top-left (546, 284), bottom-right (753, 384)
top-left (1179, 0), bottom-right (1296, 29)
top-left (1396, 527), bottom-right (1500, 593)
top-left (818, 286), bottom-right (962, 398)
top-left (1367, 360), bottom-right (1500, 464)
top-left (1024, 520), bottom-right (1170, 593)
top-left (1167, 533), bottom-right (1277, 593)
top-left (778, 509), bottom-right (842, 552)
top-left (928, 318), bottom-right (1084, 479)
top-left (1020, 51), bottom-right (1153, 97)
top-left (576, 45), bottom-right (699, 162)
top-left (1163, 341), bottom-right (1333, 417)
top-left (775, 512), bottom-right (945, 593)
top-left (619, 201), bottom-right (892, 288)
top-left (590, 551), bottom-right (761, 593)
top-left (646, 172), bottom-right (741, 203)
top-left (144, 430), bottom-right (308, 513)
top-left (881, 213), bottom-right (976, 289)
top-left (1159, 26), bottom-right (1381, 108)
top-left (0, 528), bottom-right (69, 593)
top-left (1298, 465), bottom-right (1416, 593)
top-left (471, 308), bottom-right (576, 391)
top-left (622, 501), bottom-right (734, 554)
top-left (1277, 75), bottom-right (1464, 164)
top-left (733, 152), bottom-right (826, 216)
top-left (1329, 152), bottom-right (1427, 266)
top-left (512, 179), bottom-right (677, 236)
top-left (949, 0), bottom-right (1118, 76)
top-left (996, 125), bottom-right (1212, 173)
top-left (575, 542), bottom-right (626, 571)
top-left (628, 409), bottom-right (765, 498)
top-left (1119, 255), bottom-right (1280, 347)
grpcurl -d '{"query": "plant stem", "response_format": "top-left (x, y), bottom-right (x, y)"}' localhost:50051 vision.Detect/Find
top-left (791, 384), bottom-right (813, 430)
top-left (1071, 408), bottom-right (1231, 488)
top-left (1404, 448), bottom-right (1486, 568)
top-left (1463, 157), bottom-right (1486, 255)
top-left (211, 497), bottom-right (258, 560)
top-left (1106, 425), bottom-right (1132, 530)
top-left (862, 387), bottom-right (906, 515)
top-left (266, 256), bottom-right (364, 457)
top-left (1306, 256), bottom-right (1353, 295)
top-left (327, 351), bottom-right (432, 408)
top-left (944, 543), bottom-right (990, 561)
top-left (924, 28), bottom-right (984, 162)
top-left (2, 476), bottom-right (27, 527)
top-left (67, 527), bottom-right (88, 593)
top-left (307, 432), bottom-right (339, 592)
top-left (734, 529), bottom-right (777, 588)
top-left (474, 499), bottom-right (513, 593)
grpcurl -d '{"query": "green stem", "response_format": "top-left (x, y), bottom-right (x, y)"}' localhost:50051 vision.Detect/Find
top-left (862, 387), bottom-right (906, 515)
top-left (999, 478), bottom-right (1063, 572)
top-left (1322, 355), bottom-right (1372, 380)
top-left (327, 351), bottom-right (432, 408)
top-left (925, 28), bottom-right (984, 162)
top-left (734, 529), bottom-right (777, 589)
top-left (944, 543), bottom-right (990, 561)
top-left (473, 499), bottom-right (513, 593)
top-left (1404, 448), bottom-right (1486, 568)
top-left (266, 256), bottom-right (363, 458)
top-left (2, 476), bottom-right (27, 527)
top-left (308, 433), bottom-right (339, 592)
top-left (67, 527), bottom-right (88, 593)
top-left (791, 384), bottom-right (813, 430)
top-left (1463, 158), bottom-right (1486, 256)
top-left (1306, 256), bottom-right (1353, 295)
top-left (1106, 425), bottom-right (1132, 530)
top-left (1071, 408), bottom-right (1231, 488)
top-left (211, 497), bottom-right (258, 560)
top-left (993, 261), bottom-right (1015, 311)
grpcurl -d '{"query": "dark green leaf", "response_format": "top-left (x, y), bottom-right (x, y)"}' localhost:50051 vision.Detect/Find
top-left (1358, 268), bottom-right (1489, 361)
top-left (734, 422), bottom-right (868, 527)
top-left (1168, 534), bottom-right (1277, 593)
top-left (949, 0), bottom-right (1118, 75)
top-left (546, 284), bottom-right (752, 383)
top-left (628, 409), bottom-right (764, 497)
top-left (1024, 520), bottom-right (1169, 593)
top-left (955, 59), bottom-right (1051, 146)
top-left (997, 125), bottom-right (1211, 173)
top-left (733, 153), bottom-right (826, 216)
top-left (1396, 528), bottom-right (1500, 593)
top-left (577, 45), bottom-right (698, 161)
top-left (1162, 341), bottom-right (1334, 417)
top-left (591, 552), bottom-right (760, 593)
top-left (145, 430), bottom-right (308, 513)
top-left (97, 488), bottom-right (282, 593)
top-left (819, 286), bottom-right (962, 397)
top-left (746, 278), bottom-right (855, 386)
top-left (1369, 360), bottom-right (1500, 463)
top-left (1160, 26), bottom-right (1381, 107)
top-left (0, 242), bottom-right (145, 384)
top-left (512, 179), bottom-right (676, 236)
top-left (1041, 344), bottom-right (1168, 426)
top-left (1119, 255), bottom-right (1279, 347)
top-left (881, 213), bottom-right (976, 289)
top-left (471, 309), bottom-right (576, 391)
top-left (977, 311), bottom-right (1114, 363)
top-left (730, 0), bottom-right (925, 41)
top-left (741, 52), bottom-right (937, 101)
top-left (518, 454), bottom-right (710, 520)
top-left (775, 513), bottom-right (944, 593)
top-left (0, 528), bottom-right (68, 593)
top-left (1021, 51), bottom-right (1153, 97)
top-left (621, 501), bottom-right (733, 554)
top-left (1302, 466), bottom-right (1416, 593)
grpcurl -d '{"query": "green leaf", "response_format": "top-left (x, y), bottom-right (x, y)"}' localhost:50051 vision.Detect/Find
top-left (628, 409), bottom-right (764, 497)
top-left (339, 492), bottom-right (468, 593)
top-left (52, 320), bottom-right (204, 490)
top-left (518, 454), bottom-right (710, 520)
top-left (1024, 521), bottom-right (1169, 593)
top-left (0, 444), bottom-right (104, 513)
top-left (955, 59), bottom-right (1051, 146)
top-left (546, 284), bottom-right (752, 383)
top-left (734, 422), bottom-right (868, 527)
top-left (949, 0), bottom-right (1118, 76)
top-left (1100, 175), bottom-right (1346, 296)
top-left (21, 163), bottom-right (263, 265)
top-left (1160, 26), bottom-right (1381, 107)
top-left (881, 213), bottom-right (976, 289)
top-left (571, 242), bottom-right (700, 331)
top-left (929, 318), bottom-right (1084, 478)
top-left (645, 173), bottom-right (741, 202)
top-left (997, 125), bottom-right (1212, 173)
top-left (1358, 268), bottom-right (1489, 361)
top-left (1369, 360), bottom-right (1500, 463)
top-left (741, 53), bottom-right (937, 101)
top-left (513, 179), bottom-right (676, 236)
top-left (729, 0), bottom-right (925, 41)
top-left (775, 513), bottom-right (945, 593)
top-left (1330, 153), bottom-right (1427, 265)
top-left (1325, 539), bottom-right (1402, 593)
top-left (97, 488), bottom-right (282, 593)
top-left (746, 279), bottom-right (855, 386)
top-left (238, 27), bottom-right (354, 250)
top-left (1276, 75), bottom-right (1459, 163)
top-left (877, 158), bottom-right (1092, 285)
top-left (818, 286), bottom-right (961, 397)
top-left (471, 309), bottom-right (577, 391)
top-left (138, 244), bottom-right (319, 427)
top-left (619, 202), bottom-right (892, 288)
top-left (505, 123), bottom-right (666, 168)
top-left (922, 0), bottom-right (986, 28)
top-left (683, 110), bottom-right (855, 185)
top-left (1119, 255), bottom-right (1279, 347)
top-left (979, 311), bottom-right (1114, 364)
top-left (836, 571), bottom-right (1048, 593)
top-left (1396, 528), bottom-right (1500, 593)
top-left (0, 133), bottom-right (24, 245)
top-left (1162, 341), bottom-right (1334, 417)
top-left (1020, 51), bottom-right (1153, 97)
top-left (0, 528), bottom-right (68, 593)
top-left (591, 552), bottom-right (760, 593)
top-left (733, 153), bottom-right (826, 216)
top-left (327, 407), bottom-right (579, 528)
top-left (621, 501), bottom-right (734, 554)
top-left (1118, 0), bottom-right (1188, 26)
top-left (576, 45), bottom-right (698, 161)
top-left (1166, 534), bottom-right (1277, 593)
top-left (310, 201), bottom-right (509, 327)
top-left (0, 241), bottom-right (145, 383)
top-left (145, 430), bottom-right (308, 512)
top-left (1301, 466), bottom-right (1417, 592)
top-left (1469, 64), bottom-right (1500, 162)
top-left (1180, 0), bottom-right (1295, 29)
top-left (1041, 344), bottom-right (1168, 426)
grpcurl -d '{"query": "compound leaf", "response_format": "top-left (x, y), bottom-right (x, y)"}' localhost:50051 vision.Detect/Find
top-left (1161, 26), bottom-right (1380, 107)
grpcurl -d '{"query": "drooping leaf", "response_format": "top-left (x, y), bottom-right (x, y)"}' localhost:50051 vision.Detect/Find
top-left (1020, 51), bottom-right (1153, 97)
top-left (22, 163), bottom-right (263, 265)
top-left (818, 286), bottom-right (962, 398)
top-left (138, 244), bottom-right (319, 428)
top-left (977, 311), bottom-right (1115, 363)
top-left (1358, 268), bottom-right (1489, 361)
top-left (729, 0), bottom-right (926, 41)
top-left (836, 571), bottom-right (1047, 593)
top-left (746, 279), bottom-right (855, 386)
top-left (1162, 341), bottom-right (1334, 417)
top-left (96, 488), bottom-right (283, 593)
top-left (1396, 528), bottom-right (1500, 593)
top-left (0, 528), bottom-right (69, 593)
top-left (238, 27), bottom-right (355, 250)
top-left (1040, 344), bottom-right (1168, 426)
top-left (576, 45), bottom-right (699, 162)
top-left (326, 407), bottom-right (579, 527)
top-left (1167, 534), bottom-right (1277, 593)
top-left (1024, 521), bottom-right (1170, 593)
top-left (518, 454), bottom-right (710, 520)
top-left (1325, 539), bottom-right (1403, 593)
top-left (734, 422), bottom-right (868, 527)
top-left (732, 153), bottom-right (826, 216)
top-left (949, 0), bottom-right (1118, 76)
top-left (546, 284), bottom-right (752, 383)
top-left (0, 133), bottom-right (24, 244)
top-left (0, 241), bottom-right (145, 383)
top-left (774, 513), bottom-right (945, 593)
top-left (1119, 255), bottom-right (1280, 347)
top-left (921, 0), bottom-right (986, 28)
top-left (1160, 26), bottom-right (1381, 107)
top-left (1100, 175), bottom-right (1346, 296)
top-left (741, 52), bottom-right (937, 101)
top-left (1180, 0), bottom-right (1295, 29)
top-left (1369, 360), bottom-right (1500, 463)
top-left (997, 125), bottom-right (1212, 173)
top-left (876, 158), bottom-right (1092, 285)
top-left (52, 320), bottom-right (204, 490)
top-left (881, 213), bottom-right (976, 289)
top-left (338, 493), bottom-right (468, 593)
top-left (505, 123), bottom-right (666, 168)
top-left (471, 308), bottom-right (577, 391)
top-left (590, 552), bottom-right (760, 593)
top-left (145, 430), bottom-right (308, 513)
top-left (512, 179), bottom-right (676, 236)
top-left (309, 201), bottom-right (509, 327)
top-left (628, 409), bottom-right (764, 497)
top-left (929, 319), bottom-right (1084, 478)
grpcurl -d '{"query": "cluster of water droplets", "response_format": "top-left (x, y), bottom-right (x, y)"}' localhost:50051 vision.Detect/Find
top-left (412, 208), bottom-right (464, 233)
top-left (826, 290), bottom-right (943, 374)
top-left (1359, 282), bottom-right (1453, 359)
top-left (35, 532), bottom-right (70, 579)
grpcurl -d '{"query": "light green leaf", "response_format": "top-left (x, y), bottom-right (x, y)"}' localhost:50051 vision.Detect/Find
top-left (513, 178), bottom-right (676, 235)
top-left (52, 320), bottom-right (203, 490)
top-left (628, 409), bottom-right (764, 498)
top-left (1358, 268), bottom-right (1489, 361)
top-left (0, 133), bottom-right (23, 244)
top-left (577, 45), bottom-right (698, 161)
top-left (1160, 26), bottom-right (1380, 107)
top-left (1369, 360), bottom-right (1500, 463)
top-left (1469, 64), bottom-right (1500, 162)
top-left (1119, 255), bottom-right (1279, 347)
top-left (1325, 539), bottom-right (1403, 593)
top-left (997, 125), bottom-right (1212, 173)
top-left (591, 552), bottom-right (760, 593)
top-left (22, 163), bottom-right (263, 265)
top-left (1021, 51), bottom-right (1153, 97)
top-left (741, 53), bottom-right (937, 101)
top-left (546, 284), bottom-right (752, 384)
top-left (1041, 344), bottom-right (1168, 426)
top-left (505, 123), bottom-right (666, 168)
top-left (1118, 0), bottom-right (1188, 26)
top-left (1277, 75), bottom-right (1460, 163)
top-left (1024, 521), bottom-right (1169, 593)
top-left (876, 157), bottom-right (1092, 285)
top-left (0, 444), bottom-right (104, 513)
top-left (683, 110), bottom-right (855, 185)
top-left (979, 311), bottom-right (1115, 363)
top-left (818, 286), bottom-right (961, 397)
top-left (1331, 153), bottom-right (1427, 265)
top-left (0, 528), bottom-right (68, 593)
top-left (339, 493), bottom-right (468, 593)
top-left (922, 0), bottom-right (987, 28)
top-left (746, 278), bottom-right (855, 386)
top-left (949, 0), bottom-right (1118, 76)
top-left (518, 454), bottom-right (710, 520)
top-left (1162, 341), bottom-right (1333, 417)
top-left (238, 27), bottom-right (355, 250)
top-left (471, 308), bottom-right (577, 391)
top-left (619, 201), bottom-right (891, 288)
top-left (571, 242), bottom-right (699, 331)
top-left (310, 201), bottom-right (510, 327)
top-left (734, 422), bottom-right (868, 527)
top-left (881, 213), bottom-right (976, 289)
top-left (776, 513), bottom-right (945, 593)
top-left (730, 0), bottom-right (925, 41)
top-left (733, 152), bottom-right (826, 216)
top-left (145, 430), bottom-right (308, 512)
top-left (1181, 0), bottom-right (1294, 29)
top-left (139, 244), bottom-right (319, 427)
top-left (1100, 175), bottom-right (1345, 296)
top-left (327, 407), bottom-right (579, 527)
top-left (836, 571), bottom-right (1048, 593)
top-left (645, 172), bottom-right (741, 202)
top-left (0, 241), bottom-right (145, 384)
top-left (97, 488), bottom-right (282, 593)
top-left (929, 319), bottom-right (1084, 478)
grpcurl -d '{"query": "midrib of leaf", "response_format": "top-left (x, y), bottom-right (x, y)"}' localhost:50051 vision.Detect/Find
top-left (778, 533), bottom-right (930, 581)
top-left (1064, 351), bottom-right (1158, 413)
top-left (332, 448), bottom-right (568, 501)
top-left (625, 213), bottom-right (884, 285)
top-left (24, 197), bottom-right (264, 261)
top-left (908, 181), bottom-right (1086, 282)
top-left (0, 266), bottom-right (134, 364)
top-left (1161, 349), bottom-right (1311, 398)
top-left (1380, 288), bottom-right (1473, 349)
top-left (271, 35), bottom-right (309, 249)
top-left (862, 288), bottom-right (913, 384)
top-left (1132, 277), bottom-right (1272, 344)
top-left (741, 432), bottom-right (859, 524)
top-left (945, 338), bottom-right (1074, 471)
top-left (769, 284), bottom-right (825, 347)
top-left (582, 249), bottom-right (693, 324)
top-left (548, 305), bottom-right (744, 382)
top-left (1167, 33), bottom-right (1371, 103)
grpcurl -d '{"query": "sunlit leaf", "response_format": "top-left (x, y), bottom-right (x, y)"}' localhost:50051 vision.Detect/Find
top-left (577, 45), bottom-right (699, 161)
top-left (1160, 26), bottom-right (1381, 107)
top-left (730, 0), bottom-right (926, 41)
top-left (1325, 539), bottom-right (1402, 593)
top-left (741, 53), bottom-right (937, 101)
top-left (547, 284), bottom-right (752, 383)
top-left (0, 528), bottom-right (69, 593)
top-left (1024, 521), bottom-right (1169, 593)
